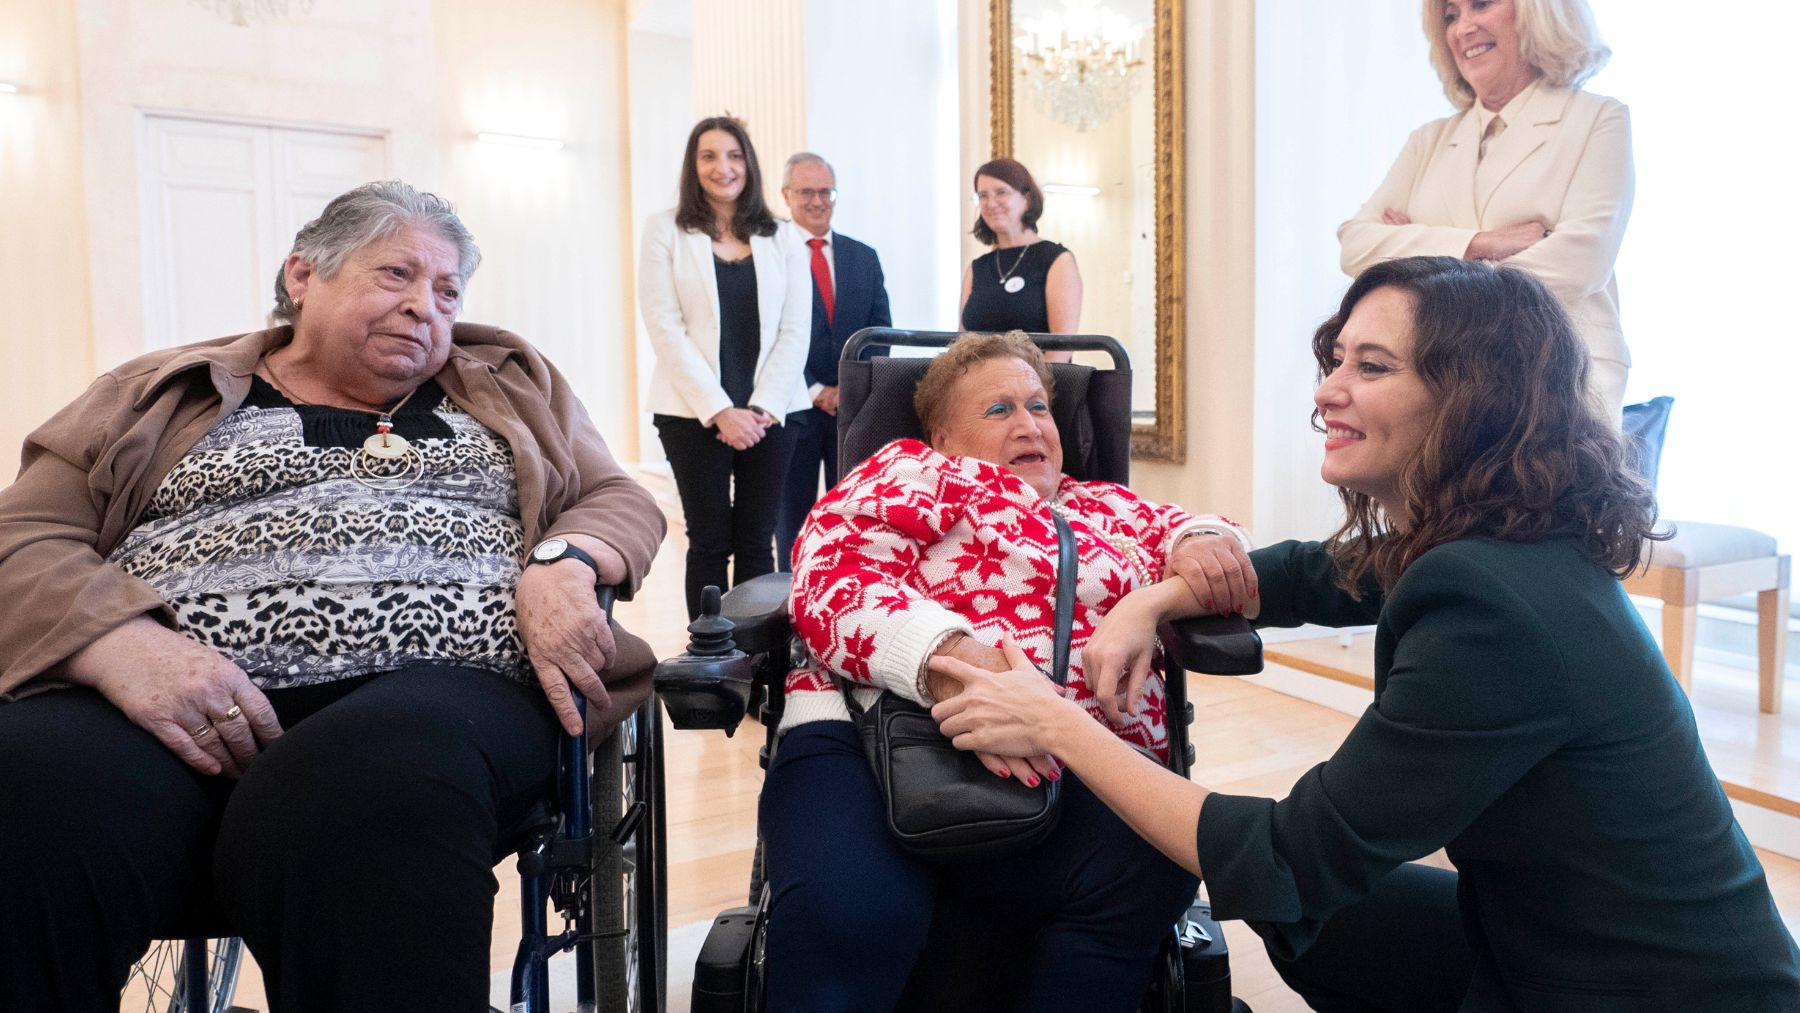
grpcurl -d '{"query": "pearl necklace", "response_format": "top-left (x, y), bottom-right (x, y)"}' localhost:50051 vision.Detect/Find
top-left (1047, 500), bottom-right (1154, 583)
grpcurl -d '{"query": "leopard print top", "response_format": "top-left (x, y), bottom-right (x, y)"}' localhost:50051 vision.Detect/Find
top-left (108, 377), bottom-right (533, 689)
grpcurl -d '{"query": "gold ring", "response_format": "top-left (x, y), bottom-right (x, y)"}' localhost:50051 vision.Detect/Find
top-left (220, 704), bottom-right (243, 721)
top-left (192, 724), bottom-right (216, 739)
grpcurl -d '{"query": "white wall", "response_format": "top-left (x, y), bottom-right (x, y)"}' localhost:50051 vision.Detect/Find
top-left (803, 0), bottom-right (961, 331)
top-left (1251, 2), bottom-right (1447, 545)
top-left (28, 0), bottom-right (640, 464)
top-left (72, 0), bottom-right (440, 373)
top-left (434, 0), bottom-right (639, 452)
top-left (627, 22), bottom-right (696, 467)
top-left (1583, 2), bottom-right (1799, 556)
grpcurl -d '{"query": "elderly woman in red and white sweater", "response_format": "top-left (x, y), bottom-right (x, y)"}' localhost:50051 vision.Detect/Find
top-left (757, 331), bottom-right (1254, 1012)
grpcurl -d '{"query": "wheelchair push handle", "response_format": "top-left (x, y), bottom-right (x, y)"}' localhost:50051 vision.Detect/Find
top-left (655, 585), bottom-right (756, 735)
top-left (843, 327), bottom-right (1130, 370)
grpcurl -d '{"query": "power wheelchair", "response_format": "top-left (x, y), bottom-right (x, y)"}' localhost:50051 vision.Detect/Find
top-left (655, 329), bottom-right (1265, 1012)
top-left (119, 587), bottom-right (669, 1013)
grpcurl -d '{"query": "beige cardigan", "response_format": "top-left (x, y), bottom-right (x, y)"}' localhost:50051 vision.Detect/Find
top-left (0, 323), bottom-right (665, 694)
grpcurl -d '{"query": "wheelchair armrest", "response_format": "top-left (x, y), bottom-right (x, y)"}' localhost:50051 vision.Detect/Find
top-left (1158, 614), bottom-right (1263, 676)
top-left (720, 571), bottom-right (793, 657)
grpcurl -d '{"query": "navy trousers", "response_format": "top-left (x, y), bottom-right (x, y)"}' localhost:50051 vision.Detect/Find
top-left (775, 406), bottom-right (838, 572)
top-left (0, 667), bottom-right (560, 1013)
top-left (759, 720), bottom-right (1199, 1012)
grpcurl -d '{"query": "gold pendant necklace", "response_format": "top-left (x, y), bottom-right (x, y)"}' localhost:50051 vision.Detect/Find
top-left (264, 357), bottom-right (425, 490)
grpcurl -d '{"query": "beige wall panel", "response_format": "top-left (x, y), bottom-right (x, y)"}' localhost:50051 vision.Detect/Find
top-left (963, 0), bottom-right (1255, 520)
top-left (1128, 0), bottom-right (1254, 522)
top-left (0, 0), bottom-right (96, 473)
top-left (691, 0), bottom-right (806, 210)
top-left (433, 0), bottom-right (640, 457)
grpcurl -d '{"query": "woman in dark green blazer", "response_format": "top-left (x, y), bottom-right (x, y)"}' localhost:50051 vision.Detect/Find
top-left (930, 257), bottom-right (1800, 1011)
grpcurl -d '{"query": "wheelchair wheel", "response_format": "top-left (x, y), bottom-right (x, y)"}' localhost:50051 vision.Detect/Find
top-left (591, 696), bottom-right (668, 1013)
top-left (121, 937), bottom-right (242, 1013)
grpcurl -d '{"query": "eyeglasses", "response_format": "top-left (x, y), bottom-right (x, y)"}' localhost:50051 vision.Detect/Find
top-left (972, 186), bottom-right (1019, 206)
top-left (788, 187), bottom-right (838, 204)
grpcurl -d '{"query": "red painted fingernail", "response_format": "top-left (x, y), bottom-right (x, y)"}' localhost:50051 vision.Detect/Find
top-left (1047, 769), bottom-right (1061, 781)
top-left (1250, 588), bottom-right (1258, 598)
top-left (1235, 605), bottom-right (1244, 614)
top-left (997, 768), bottom-right (1011, 778)
top-left (1203, 600), bottom-right (1213, 610)
top-left (1026, 775), bottom-right (1040, 787)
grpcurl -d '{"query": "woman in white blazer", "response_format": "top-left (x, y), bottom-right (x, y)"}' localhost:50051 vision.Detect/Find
top-left (640, 116), bottom-right (811, 617)
top-left (1340, 0), bottom-right (1633, 417)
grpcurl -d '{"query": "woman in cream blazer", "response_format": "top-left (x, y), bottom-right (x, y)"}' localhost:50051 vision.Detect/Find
top-left (1340, 0), bottom-right (1633, 417)
top-left (640, 116), bottom-right (810, 617)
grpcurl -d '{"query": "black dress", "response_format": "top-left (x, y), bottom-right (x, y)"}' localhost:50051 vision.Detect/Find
top-left (961, 240), bottom-right (1069, 333)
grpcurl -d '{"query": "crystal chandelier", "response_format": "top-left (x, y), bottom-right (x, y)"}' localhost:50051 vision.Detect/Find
top-left (189, 0), bottom-right (315, 27)
top-left (1014, 0), bottom-right (1146, 133)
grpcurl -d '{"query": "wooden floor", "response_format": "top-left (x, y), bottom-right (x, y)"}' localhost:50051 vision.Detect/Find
top-left (204, 522), bottom-right (1800, 1013)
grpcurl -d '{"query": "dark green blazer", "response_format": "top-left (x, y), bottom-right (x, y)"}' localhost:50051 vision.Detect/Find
top-left (1197, 537), bottom-right (1800, 1010)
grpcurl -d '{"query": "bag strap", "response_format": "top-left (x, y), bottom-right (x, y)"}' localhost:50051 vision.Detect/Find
top-left (1048, 510), bottom-right (1076, 687)
top-left (839, 506), bottom-right (1082, 706)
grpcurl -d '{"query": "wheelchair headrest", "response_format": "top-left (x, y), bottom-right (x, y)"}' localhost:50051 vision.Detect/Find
top-left (837, 357), bottom-right (1132, 485)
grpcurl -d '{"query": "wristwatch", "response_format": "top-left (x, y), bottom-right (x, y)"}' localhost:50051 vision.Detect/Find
top-left (527, 538), bottom-right (601, 583)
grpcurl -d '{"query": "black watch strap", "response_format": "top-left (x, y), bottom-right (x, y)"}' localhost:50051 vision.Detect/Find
top-left (529, 540), bottom-right (601, 583)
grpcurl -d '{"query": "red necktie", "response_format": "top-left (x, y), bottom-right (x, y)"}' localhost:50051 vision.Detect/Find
top-left (807, 237), bottom-right (835, 326)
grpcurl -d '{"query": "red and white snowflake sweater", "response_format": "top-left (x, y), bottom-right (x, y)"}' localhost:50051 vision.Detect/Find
top-left (782, 439), bottom-right (1248, 762)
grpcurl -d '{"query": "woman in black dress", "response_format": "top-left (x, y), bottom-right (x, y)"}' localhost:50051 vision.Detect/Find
top-left (960, 158), bottom-right (1083, 358)
top-left (639, 116), bottom-right (811, 616)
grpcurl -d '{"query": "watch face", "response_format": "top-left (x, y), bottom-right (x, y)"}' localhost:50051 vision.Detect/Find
top-left (533, 538), bottom-right (569, 562)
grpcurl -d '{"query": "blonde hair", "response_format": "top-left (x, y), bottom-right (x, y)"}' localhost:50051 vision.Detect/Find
top-left (1422, 0), bottom-right (1611, 110)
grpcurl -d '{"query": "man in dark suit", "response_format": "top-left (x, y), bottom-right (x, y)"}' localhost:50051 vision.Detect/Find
top-left (775, 152), bottom-right (892, 570)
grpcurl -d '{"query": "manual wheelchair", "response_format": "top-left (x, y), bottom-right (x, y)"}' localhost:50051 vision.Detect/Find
top-left (118, 586), bottom-right (668, 1013)
top-left (656, 329), bottom-right (1264, 1012)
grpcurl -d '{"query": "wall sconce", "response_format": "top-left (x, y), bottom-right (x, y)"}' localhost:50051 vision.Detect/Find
top-left (1041, 183), bottom-right (1100, 196)
top-left (477, 131), bottom-right (564, 151)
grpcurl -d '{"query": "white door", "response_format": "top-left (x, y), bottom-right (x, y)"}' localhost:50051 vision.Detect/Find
top-left (139, 115), bottom-right (387, 350)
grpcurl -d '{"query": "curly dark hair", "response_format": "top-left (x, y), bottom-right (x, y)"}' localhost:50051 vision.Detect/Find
top-left (675, 115), bottom-right (778, 243)
top-left (1315, 257), bottom-right (1662, 595)
top-left (970, 158), bottom-right (1044, 246)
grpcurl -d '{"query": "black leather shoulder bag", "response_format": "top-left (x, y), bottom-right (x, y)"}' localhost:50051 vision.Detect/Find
top-left (840, 511), bottom-right (1078, 864)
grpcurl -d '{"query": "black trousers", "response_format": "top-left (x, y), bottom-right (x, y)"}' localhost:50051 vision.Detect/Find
top-left (775, 406), bottom-right (839, 572)
top-left (0, 666), bottom-right (560, 1013)
top-left (1262, 862), bottom-right (1473, 1012)
top-left (655, 413), bottom-right (795, 617)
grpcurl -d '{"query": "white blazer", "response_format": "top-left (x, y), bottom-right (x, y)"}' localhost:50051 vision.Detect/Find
top-left (1338, 85), bottom-right (1634, 369)
top-left (638, 207), bottom-right (811, 423)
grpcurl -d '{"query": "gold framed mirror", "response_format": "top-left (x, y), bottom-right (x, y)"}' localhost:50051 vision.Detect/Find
top-left (990, 0), bottom-right (1184, 460)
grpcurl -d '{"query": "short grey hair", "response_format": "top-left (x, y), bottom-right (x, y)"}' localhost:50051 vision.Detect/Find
top-left (782, 152), bottom-right (835, 189)
top-left (1422, 0), bottom-right (1610, 110)
top-left (271, 180), bottom-right (482, 322)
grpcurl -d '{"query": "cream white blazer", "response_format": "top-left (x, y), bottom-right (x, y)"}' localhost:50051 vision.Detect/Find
top-left (638, 207), bottom-right (811, 423)
top-left (1339, 85), bottom-right (1634, 370)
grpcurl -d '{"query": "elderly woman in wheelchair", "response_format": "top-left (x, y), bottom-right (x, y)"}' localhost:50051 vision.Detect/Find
top-left (754, 330), bottom-right (1256, 1012)
top-left (0, 181), bottom-right (663, 1012)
